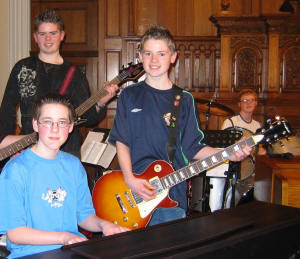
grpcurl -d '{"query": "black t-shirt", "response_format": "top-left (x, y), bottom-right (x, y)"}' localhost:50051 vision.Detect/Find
top-left (0, 55), bottom-right (106, 157)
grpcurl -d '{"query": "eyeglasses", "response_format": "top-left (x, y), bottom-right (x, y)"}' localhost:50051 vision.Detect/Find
top-left (240, 98), bottom-right (257, 103)
top-left (38, 120), bottom-right (70, 128)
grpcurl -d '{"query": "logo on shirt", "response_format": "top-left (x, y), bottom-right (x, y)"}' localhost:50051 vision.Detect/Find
top-left (42, 187), bottom-right (67, 208)
top-left (163, 112), bottom-right (177, 127)
top-left (17, 65), bottom-right (37, 98)
top-left (131, 108), bottom-right (142, 113)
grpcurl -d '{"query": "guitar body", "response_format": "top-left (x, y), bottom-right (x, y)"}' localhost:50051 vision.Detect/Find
top-left (92, 160), bottom-right (178, 230)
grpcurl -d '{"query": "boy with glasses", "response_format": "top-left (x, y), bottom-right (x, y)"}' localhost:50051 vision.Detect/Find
top-left (222, 89), bottom-right (262, 134)
top-left (0, 94), bottom-right (128, 258)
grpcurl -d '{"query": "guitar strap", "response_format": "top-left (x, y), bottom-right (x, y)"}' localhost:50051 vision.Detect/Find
top-left (59, 65), bottom-right (76, 95)
top-left (166, 85), bottom-right (183, 167)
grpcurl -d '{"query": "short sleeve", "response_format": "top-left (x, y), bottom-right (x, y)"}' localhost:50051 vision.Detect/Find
top-left (0, 163), bottom-right (27, 233)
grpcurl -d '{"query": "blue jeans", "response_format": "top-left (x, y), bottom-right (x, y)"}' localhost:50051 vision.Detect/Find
top-left (148, 207), bottom-right (186, 226)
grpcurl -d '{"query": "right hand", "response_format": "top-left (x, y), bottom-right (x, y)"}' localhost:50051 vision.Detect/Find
top-left (60, 232), bottom-right (87, 245)
top-left (125, 176), bottom-right (157, 201)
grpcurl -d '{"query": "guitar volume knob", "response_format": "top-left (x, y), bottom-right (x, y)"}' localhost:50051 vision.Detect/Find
top-left (133, 223), bottom-right (139, 228)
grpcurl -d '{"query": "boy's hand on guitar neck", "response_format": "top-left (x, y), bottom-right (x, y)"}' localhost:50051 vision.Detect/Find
top-left (228, 136), bottom-right (252, 162)
top-left (96, 82), bottom-right (119, 108)
top-left (125, 175), bottom-right (157, 201)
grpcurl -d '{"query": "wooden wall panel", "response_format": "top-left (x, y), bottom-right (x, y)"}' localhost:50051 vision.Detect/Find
top-left (260, 0), bottom-right (283, 14)
top-left (176, 0), bottom-right (193, 36)
top-left (194, 0), bottom-right (217, 36)
top-left (157, 0), bottom-right (177, 34)
top-left (106, 0), bottom-right (120, 36)
top-left (134, 0), bottom-right (157, 35)
top-left (31, 0), bottom-right (98, 52)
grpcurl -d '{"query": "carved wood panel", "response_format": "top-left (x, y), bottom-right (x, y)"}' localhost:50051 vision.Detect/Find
top-left (280, 36), bottom-right (300, 92)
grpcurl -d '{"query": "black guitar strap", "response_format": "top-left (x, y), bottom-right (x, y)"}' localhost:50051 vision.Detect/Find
top-left (166, 85), bottom-right (183, 167)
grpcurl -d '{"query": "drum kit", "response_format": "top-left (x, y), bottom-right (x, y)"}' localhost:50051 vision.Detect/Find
top-left (190, 97), bottom-right (266, 213)
top-left (190, 97), bottom-right (300, 214)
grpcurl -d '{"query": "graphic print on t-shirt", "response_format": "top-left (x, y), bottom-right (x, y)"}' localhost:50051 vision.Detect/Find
top-left (41, 187), bottom-right (67, 208)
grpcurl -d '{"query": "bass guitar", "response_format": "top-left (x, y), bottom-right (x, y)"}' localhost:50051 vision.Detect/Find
top-left (0, 62), bottom-right (144, 161)
top-left (92, 117), bottom-right (292, 229)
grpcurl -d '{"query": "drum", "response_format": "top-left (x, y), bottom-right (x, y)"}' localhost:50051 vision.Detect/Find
top-left (207, 162), bottom-right (229, 212)
top-left (267, 134), bottom-right (300, 155)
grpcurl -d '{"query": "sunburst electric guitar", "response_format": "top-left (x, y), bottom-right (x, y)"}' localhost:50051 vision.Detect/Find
top-left (92, 118), bottom-right (292, 230)
top-left (0, 62), bottom-right (144, 162)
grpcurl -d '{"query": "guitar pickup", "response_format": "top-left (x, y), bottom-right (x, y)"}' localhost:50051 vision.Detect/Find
top-left (115, 194), bottom-right (127, 214)
top-left (125, 191), bottom-right (135, 208)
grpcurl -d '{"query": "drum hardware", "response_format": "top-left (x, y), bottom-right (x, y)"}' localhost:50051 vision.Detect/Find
top-left (194, 96), bottom-right (234, 130)
top-left (190, 128), bottom-right (243, 213)
top-left (267, 134), bottom-right (300, 156)
top-left (206, 127), bottom-right (256, 211)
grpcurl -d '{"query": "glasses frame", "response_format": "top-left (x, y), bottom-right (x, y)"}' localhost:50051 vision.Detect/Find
top-left (239, 98), bottom-right (257, 103)
top-left (38, 120), bottom-right (71, 129)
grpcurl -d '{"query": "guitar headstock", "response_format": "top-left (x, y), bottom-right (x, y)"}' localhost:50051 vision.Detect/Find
top-left (118, 62), bottom-right (144, 84)
top-left (253, 117), bottom-right (293, 145)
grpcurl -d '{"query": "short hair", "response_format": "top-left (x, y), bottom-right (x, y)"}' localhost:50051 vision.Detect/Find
top-left (34, 9), bottom-right (64, 32)
top-left (32, 93), bottom-right (76, 123)
top-left (238, 88), bottom-right (258, 101)
top-left (138, 25), bottom-right (176, 53)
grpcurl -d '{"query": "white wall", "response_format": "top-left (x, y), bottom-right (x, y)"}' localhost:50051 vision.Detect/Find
top-left (0, 0), bottom-right (9, 103)
top-left (0, 0), bottom-right (30, 104)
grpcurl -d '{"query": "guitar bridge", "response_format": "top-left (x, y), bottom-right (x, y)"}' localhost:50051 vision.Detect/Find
top-left (115, 194), bottom-right (127, 214)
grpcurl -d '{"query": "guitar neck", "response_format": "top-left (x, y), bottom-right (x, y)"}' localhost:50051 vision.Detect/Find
top-left (0, 132), bottom-right (37, 161)
top-left (75, 75), bottom-right (123, 117)
top-left (159, 135), bottom-right (259, 190)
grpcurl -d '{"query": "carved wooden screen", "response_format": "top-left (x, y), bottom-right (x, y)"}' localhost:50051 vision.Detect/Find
top-left (280, 37), bottom-right (300, 92)
top-left (124, 36), bottom-right (220, 93)
top-left (231, 38), bottom-right (264, 92)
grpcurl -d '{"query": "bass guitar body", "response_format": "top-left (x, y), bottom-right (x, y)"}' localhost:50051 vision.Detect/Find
top-left (92, 160), bottom-right (178, 230)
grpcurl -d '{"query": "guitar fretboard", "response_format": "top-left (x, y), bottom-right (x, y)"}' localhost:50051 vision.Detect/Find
top-left (159, 137), bottom-right (256, 190)
top-left (0, 132), bottom-right (37, 161)
top-left (75, 76), bottom-right (122, 117)
top-left (75, 67), bottom-right (139, 117)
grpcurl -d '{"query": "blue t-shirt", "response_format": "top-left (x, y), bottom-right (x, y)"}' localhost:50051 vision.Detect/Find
top-left (109, 81), bottom-right (206, 210)
top-left (0, 148), bottom-right (95, 258)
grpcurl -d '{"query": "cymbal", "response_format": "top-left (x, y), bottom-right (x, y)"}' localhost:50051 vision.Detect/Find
top-left (194, 98), bottom-right (234, 116)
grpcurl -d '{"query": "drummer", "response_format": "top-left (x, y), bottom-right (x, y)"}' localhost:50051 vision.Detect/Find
top-left (221, 89), bottom-right (266, 155)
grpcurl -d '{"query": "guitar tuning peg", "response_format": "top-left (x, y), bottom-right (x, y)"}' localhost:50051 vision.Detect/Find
top-left (275, 115), bottom-right (281, 121)
top-left (266, 119), bottom-right (272, 124)
top-left (266, 138), bottom-right (272, 144)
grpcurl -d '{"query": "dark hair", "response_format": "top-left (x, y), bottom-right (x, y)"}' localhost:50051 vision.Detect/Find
top-left (138, 25), bottom-right (176, 53)
top-left (34, 9), bottom-right (64, 32)
top-left (238, 88), bottom-right (258, 101)
top-left (32, 93), bottom-right (76, 123)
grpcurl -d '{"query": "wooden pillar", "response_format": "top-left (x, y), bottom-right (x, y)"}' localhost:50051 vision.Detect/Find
top-left (268, 32), bottom-right (280, 92)
top-left (220, 34), bottom-right (231, 92)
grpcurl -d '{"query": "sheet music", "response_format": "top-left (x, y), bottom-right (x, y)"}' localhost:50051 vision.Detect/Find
top-left (81, 131), bottom-right (116, 168)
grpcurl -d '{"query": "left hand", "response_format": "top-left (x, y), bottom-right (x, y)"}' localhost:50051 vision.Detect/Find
top-left (97, 82), bottom-right (119, 106)
top-left (100, 219), bottom-right (129, 236)
top-left (229, 137), bottom-right (252, 161)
